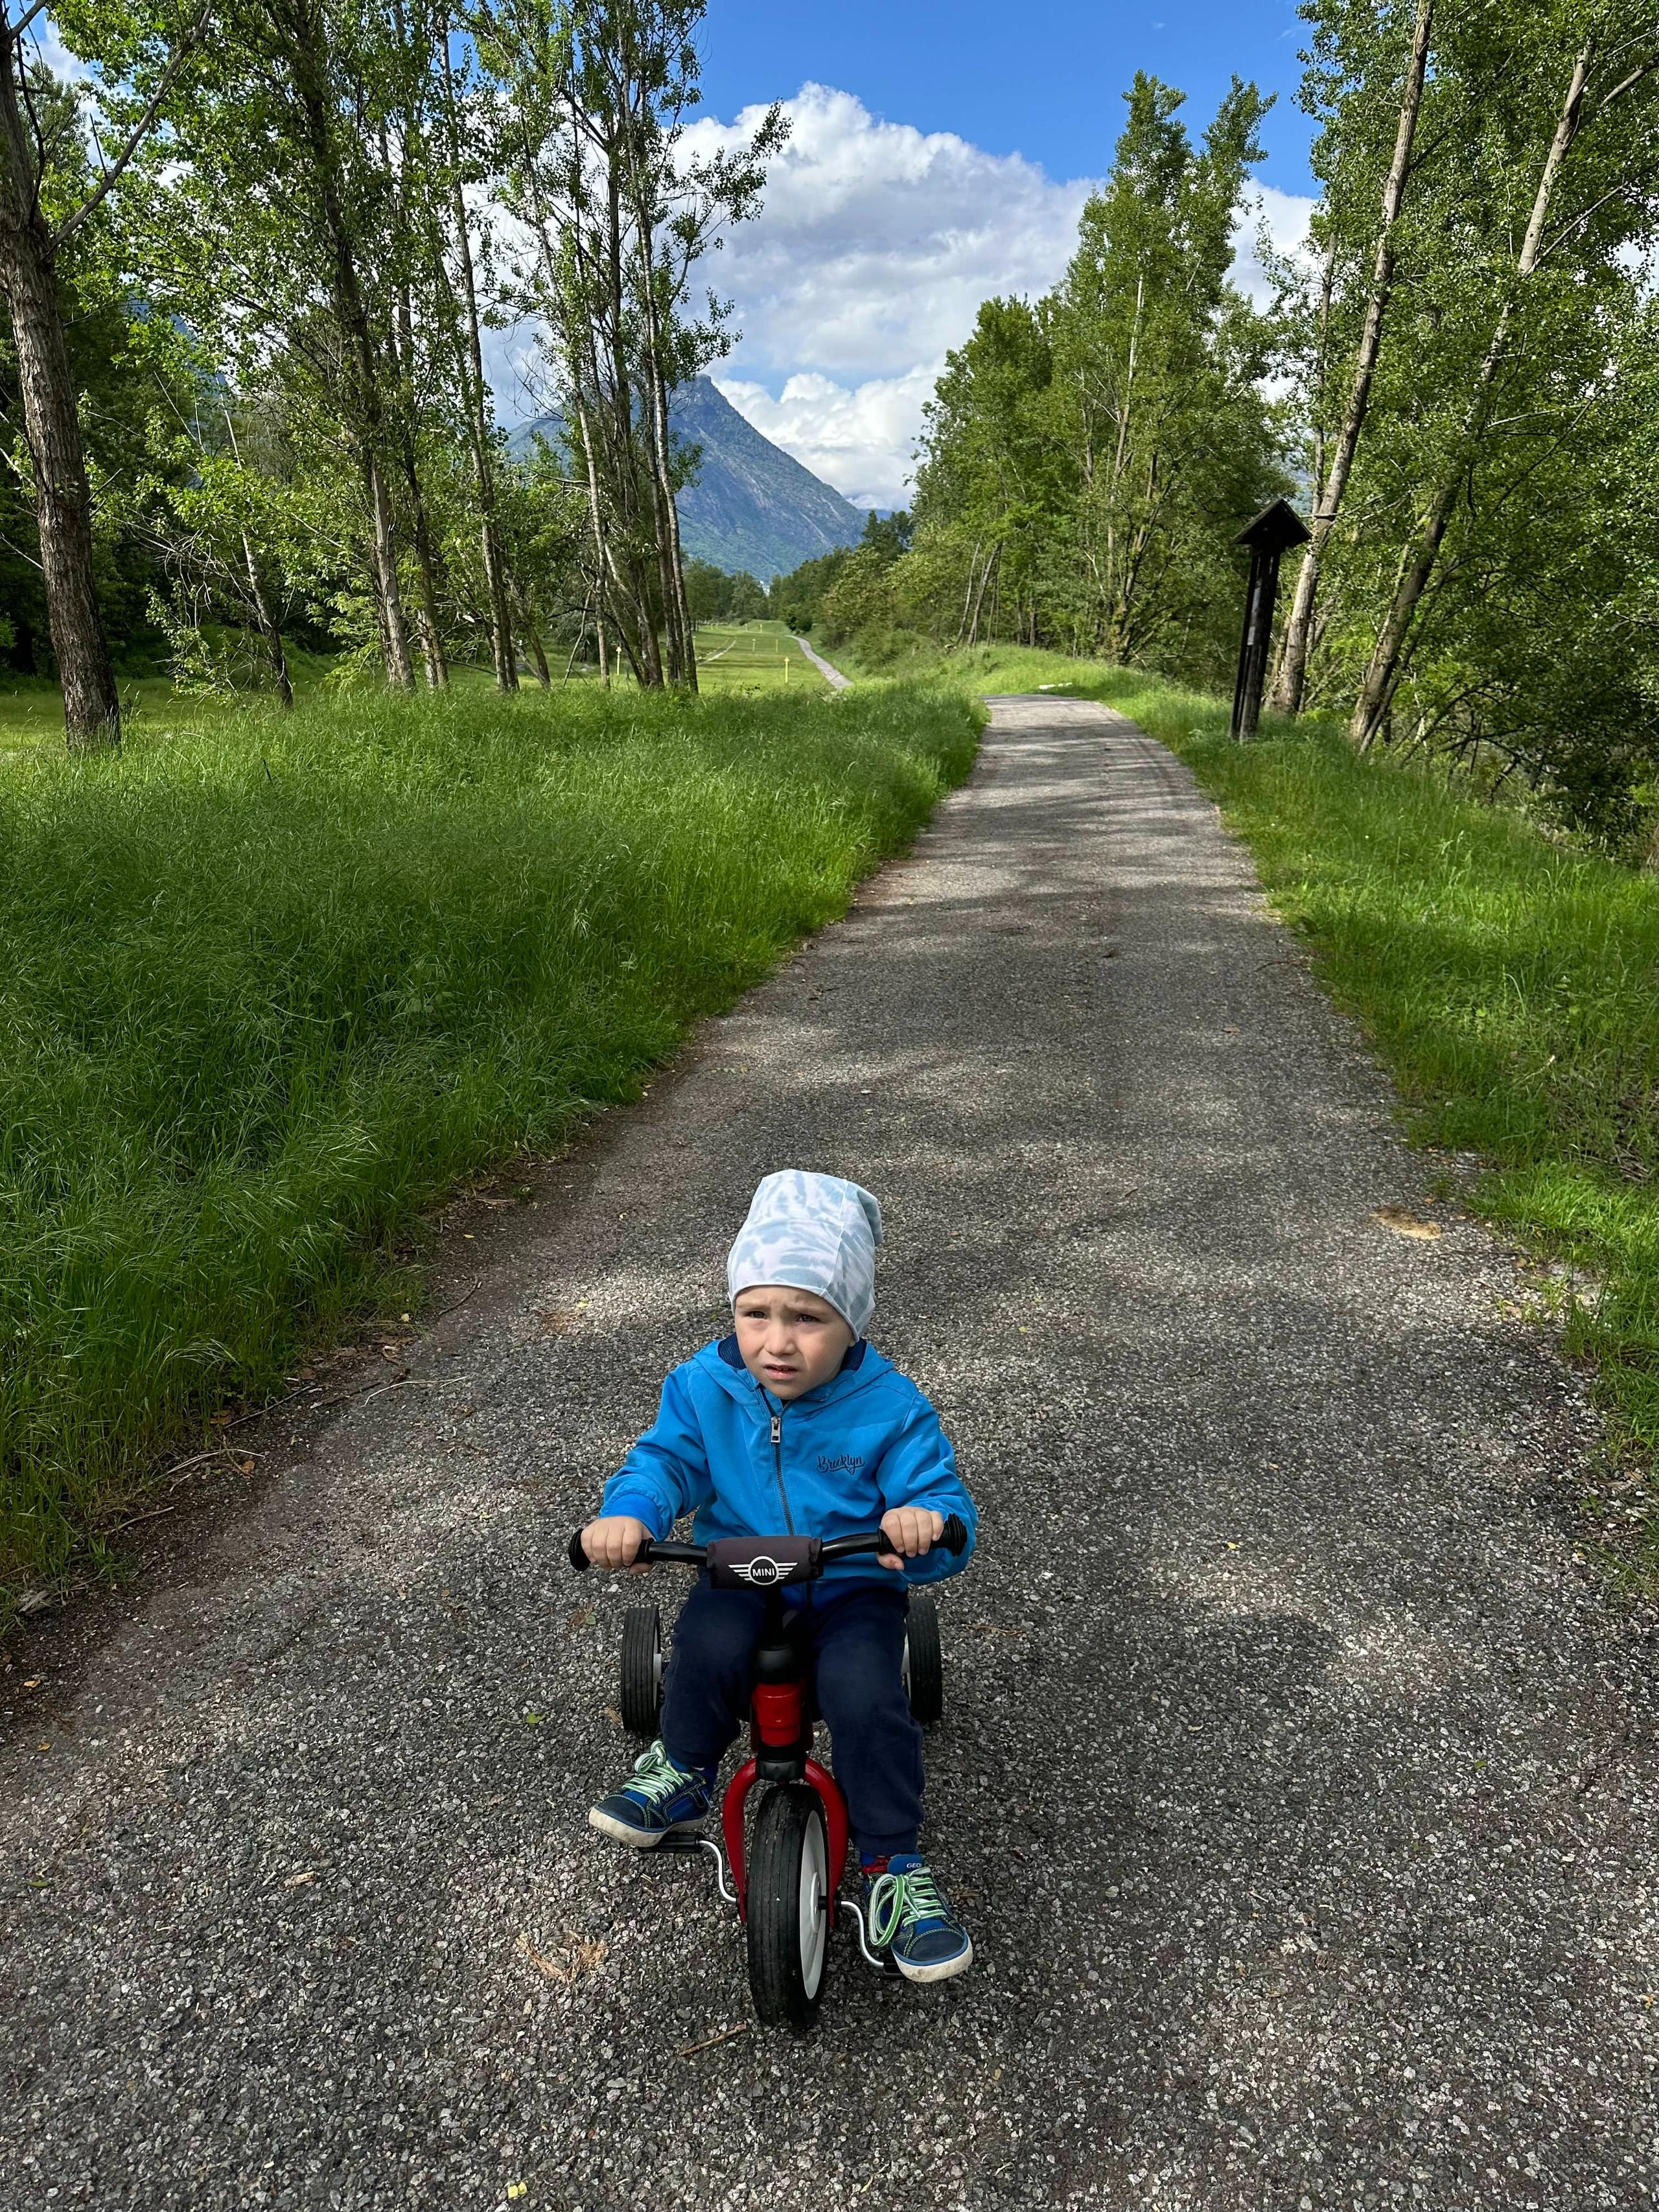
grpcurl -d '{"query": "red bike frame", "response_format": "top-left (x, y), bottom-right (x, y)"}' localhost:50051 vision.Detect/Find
top-left (720, 1678), bottom-right (850, 1920)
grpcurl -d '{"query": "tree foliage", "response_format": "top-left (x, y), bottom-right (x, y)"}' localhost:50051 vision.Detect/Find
top-left (0, 0), bottom-right (783, 736)
top-left (1277, 0), bottom-right (1659, 835)
top-left (909, 75), bottom-right (1290, 686)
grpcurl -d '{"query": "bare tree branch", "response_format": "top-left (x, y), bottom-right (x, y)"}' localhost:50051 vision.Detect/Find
top-left (6, 0), bottom-right (56, 43)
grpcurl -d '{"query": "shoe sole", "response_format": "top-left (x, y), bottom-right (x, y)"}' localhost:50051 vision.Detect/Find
top-left (894, 1936), bottom-right (974, 1985)
top-left (588, 1806), bottom-right (706, 1848)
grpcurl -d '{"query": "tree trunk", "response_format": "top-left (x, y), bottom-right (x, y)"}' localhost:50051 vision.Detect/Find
top-left (1349, 41), bottom-right (1594, 750)
top-left (630, 207), bottom-right (697, 688)
top-left (1273, 0), bottom-right (1434, 718)
top-left (404, 461), bottom-right (448, 689)
top-left (967, 541), bottom-right (999, 646)
top-left (439, 29), bottom-right (516, 692)
top-left (222, 408), bottom-right (292, 706)
top-left (509, 573), bottom-right (551, 687)
top-left (0, 53), bottom-right (121, 749)
top-left (287, 9), bottom-right (415, 690)
top-left (364, 455), bottom-right (415, 689)
top-left (240, 527), bottom-right (294, 706)
top-left (955, 540), bottom-right (983, 646)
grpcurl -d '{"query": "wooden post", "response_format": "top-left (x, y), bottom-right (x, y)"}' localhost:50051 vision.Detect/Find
top-left (1230, 499), bottom-right (1310, 740)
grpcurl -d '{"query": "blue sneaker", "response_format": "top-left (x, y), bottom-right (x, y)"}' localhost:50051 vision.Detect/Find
top-left (864, 1854), bottom-right (974, 1983)
top-left (589, 1740), bottom-right (715, 1848)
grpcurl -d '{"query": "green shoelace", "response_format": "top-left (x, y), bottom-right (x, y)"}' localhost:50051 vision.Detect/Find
top-left (868, 1862), bottom-right (951, 1948)
top-left (626, 1740), bottom-right (699, 1806)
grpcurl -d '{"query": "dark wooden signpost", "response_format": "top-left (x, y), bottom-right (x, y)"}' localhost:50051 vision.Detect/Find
top-left (1230, 498), bottom-right (1310, 740)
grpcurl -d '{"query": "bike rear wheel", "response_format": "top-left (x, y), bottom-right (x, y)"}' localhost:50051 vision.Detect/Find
top-left (747, 1785), bottom-right (830, 2032)
top-left (902, 1593), bottom-right (944, 1726)
top-left (620, 1605), bottom-right (664, 1738)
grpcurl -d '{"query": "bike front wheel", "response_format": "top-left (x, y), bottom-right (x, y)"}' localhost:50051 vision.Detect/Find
top-left (746, 1784), bottom-right (830, 2032)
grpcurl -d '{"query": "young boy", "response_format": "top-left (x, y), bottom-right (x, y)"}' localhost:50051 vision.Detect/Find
top-left (578, 1169), bottom-right (977, 1983)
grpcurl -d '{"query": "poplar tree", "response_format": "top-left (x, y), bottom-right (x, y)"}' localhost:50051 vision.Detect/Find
top-left (911, 75), bottom-right (1288, 681)
top-left (1, 0), bottom-right (207, 745)
top-left (489, 0), bottom-right (783, 689)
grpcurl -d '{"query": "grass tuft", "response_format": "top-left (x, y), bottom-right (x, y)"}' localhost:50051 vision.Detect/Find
top-left (0, 678), bottom-right (979, 1613)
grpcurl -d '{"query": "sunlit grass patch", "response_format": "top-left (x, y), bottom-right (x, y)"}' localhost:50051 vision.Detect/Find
top-left (695, 621), bottom-right (824, 693)
top-left (0, 677), bottom-right (979, 1613)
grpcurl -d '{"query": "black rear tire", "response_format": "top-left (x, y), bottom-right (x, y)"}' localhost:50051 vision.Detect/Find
top-left (746, 1786), bottom-right (830, 2033)
top-left (903, 1593), bottom-right (944, 1726)
top-left (620, 1605), bottom-right (663, 1738)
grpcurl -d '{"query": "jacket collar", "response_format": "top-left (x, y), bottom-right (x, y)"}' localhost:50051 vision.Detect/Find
top-left (706, 1333), bottom-right (883, 1412)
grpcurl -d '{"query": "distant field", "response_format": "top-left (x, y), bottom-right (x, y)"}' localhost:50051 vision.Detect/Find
top-left (3, 632), bottom-right (819, 747)
top-left (695, 621), bottom-right (825, 692)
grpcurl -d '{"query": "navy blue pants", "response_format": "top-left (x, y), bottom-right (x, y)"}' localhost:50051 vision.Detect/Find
top-left (660, 1576), bottom-right (924, 1859)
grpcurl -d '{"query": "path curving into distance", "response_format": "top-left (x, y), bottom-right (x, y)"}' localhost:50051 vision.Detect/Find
top-left (3, 697), bottom-right (1655, 2210)
top-left (793, 631), bottom-right (850, 690)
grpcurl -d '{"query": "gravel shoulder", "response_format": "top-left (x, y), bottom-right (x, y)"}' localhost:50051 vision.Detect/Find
top-left (3, 697), bottom-right (1656, 2211)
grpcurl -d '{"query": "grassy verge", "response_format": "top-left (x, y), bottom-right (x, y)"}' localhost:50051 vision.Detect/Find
top-left (891, 638), bottom-right (1659, 1574)
top-left (1, 678), bottom-right (979, 1614)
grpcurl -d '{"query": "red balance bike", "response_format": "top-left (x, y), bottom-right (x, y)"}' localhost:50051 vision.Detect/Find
top-left (568, 1517), bottom-right (967, 2031)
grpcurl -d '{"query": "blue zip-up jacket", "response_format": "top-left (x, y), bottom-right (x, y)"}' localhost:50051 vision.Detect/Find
top-left (601, 1338), bottom-right (976, 1593)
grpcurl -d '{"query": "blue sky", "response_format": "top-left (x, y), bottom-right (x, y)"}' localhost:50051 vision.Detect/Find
top-left (34, 0), bottom-right (1317, 513)
top-left (696, 0), bottom-right (1319, 197)
top-left (632, 3), bottom-right (1321, 509)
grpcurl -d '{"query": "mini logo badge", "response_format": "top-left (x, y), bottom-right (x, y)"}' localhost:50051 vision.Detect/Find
top-left (734, 1555), bottom-right (783, 1586)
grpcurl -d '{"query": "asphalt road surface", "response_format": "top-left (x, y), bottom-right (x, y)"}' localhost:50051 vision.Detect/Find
top-left (4, 698), bottom-right (1656, 2211)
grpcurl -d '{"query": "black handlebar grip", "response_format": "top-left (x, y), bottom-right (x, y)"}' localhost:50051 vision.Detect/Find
top-left (568, 1528), bottom-right (592, 1573)
top-left (940, 1513), bottom-right (968, 1556)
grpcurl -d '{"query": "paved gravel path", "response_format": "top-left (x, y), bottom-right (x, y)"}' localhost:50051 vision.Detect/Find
top-left (792, 633), bottom-right (850, 690)
top-left (5, 698), bottom-right (1657, 2212)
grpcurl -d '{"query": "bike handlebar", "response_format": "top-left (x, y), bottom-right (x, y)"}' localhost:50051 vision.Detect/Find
top-left (567, 1515), bottom-right (969, 1576)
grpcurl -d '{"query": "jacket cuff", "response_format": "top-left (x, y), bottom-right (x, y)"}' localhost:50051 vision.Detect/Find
top-left (601, 1485), bottom-right (670, 1539)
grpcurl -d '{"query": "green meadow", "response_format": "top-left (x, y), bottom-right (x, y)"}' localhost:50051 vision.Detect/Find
top-left (695, 620), bottom-right (826, 692)
top-left (0, 677), bottom-right (977, 1612)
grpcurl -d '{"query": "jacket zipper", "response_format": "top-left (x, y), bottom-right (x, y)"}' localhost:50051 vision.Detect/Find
top-left (766, 1399), bottom-right (796, 1533)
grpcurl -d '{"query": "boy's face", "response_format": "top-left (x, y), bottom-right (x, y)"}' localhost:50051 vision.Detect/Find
top-left (732, 1285), bottom-right (855, 1401)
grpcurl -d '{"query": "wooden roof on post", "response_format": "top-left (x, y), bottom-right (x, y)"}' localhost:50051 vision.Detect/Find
top-left (1235, 498), bottom-right (1311, 555)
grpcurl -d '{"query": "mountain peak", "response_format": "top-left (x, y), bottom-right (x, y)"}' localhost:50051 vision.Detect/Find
top-left (671, 379), bottom-right (867, 579)
top-left (510, 377), bottom-right (867, 581)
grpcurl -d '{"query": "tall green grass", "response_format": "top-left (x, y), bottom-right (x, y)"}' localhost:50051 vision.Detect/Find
top-left (900, 638), bottom-right (1659, 1568)
top-left (0, 679), bottom-right (979, 1610)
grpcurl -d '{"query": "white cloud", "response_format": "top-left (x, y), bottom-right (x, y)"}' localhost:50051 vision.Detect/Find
top-left (1234, 184), bottom-right (1319, 301)
top-left (487, 82), bottom-right (1317, 515)
top-left (691, 86), bottom-right (1313, 509)
top-left (684, 84), bottom-right (1099, 386)
top-left (714, 366), bottom-right (942, 511)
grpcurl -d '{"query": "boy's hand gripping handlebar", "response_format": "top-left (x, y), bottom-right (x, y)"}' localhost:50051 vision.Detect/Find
top-left (567, 1516), bottom-right (969, 1585)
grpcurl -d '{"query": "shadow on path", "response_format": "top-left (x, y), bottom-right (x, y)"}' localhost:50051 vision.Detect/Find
top-left (2, 699), bottom-right (1653, 2212)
